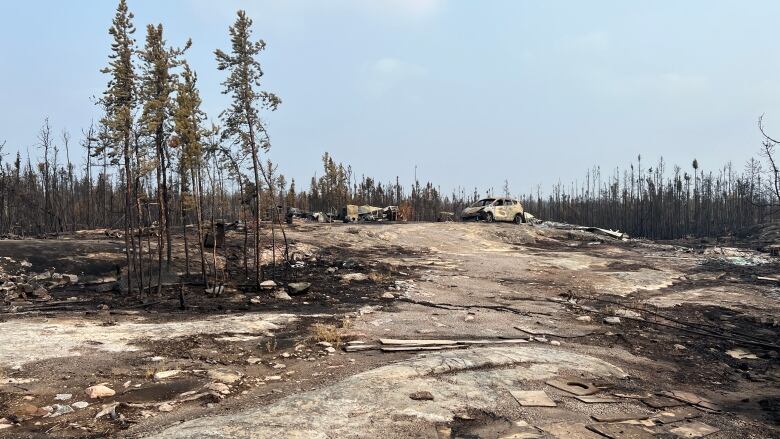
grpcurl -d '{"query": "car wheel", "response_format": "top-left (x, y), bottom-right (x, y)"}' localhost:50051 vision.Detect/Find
top-left (482, 212), bottom-right (494, 223)
top-left (514, 214), bottom-right (524, 224)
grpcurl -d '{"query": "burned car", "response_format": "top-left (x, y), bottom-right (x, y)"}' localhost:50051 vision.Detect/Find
top-left (461, 198), bottom-right (526, 223)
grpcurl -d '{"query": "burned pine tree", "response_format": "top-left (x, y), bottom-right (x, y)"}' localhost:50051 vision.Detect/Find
top-left (138, 22), bottom-right (189, 294)
top-left (99, 0), bottom-right (137, 296)
top-left (215, 10), bottom-right (281, 287)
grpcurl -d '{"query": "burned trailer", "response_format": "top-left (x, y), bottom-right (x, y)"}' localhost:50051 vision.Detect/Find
top-left (341, 205), bottom-right (403, 222)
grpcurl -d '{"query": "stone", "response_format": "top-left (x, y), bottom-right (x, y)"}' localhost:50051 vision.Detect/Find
top-left (31, 287), bottom-right (48, 297)
top-left (273, 290), bottom-right (292, 301)
top-left (154, 370), bottom-right (181, 380)
top-left (85, 385), bottom-right (115, 399)
top-left (464, 314), bottom-right (475, 322)
top-left (54, 393), bottom-right (72, 401)
top-left (158, 403), bottom-right (175, 412)
top-left (72, 401), bottom-right (89, 409)
top-left (674, 344), bottom-right (687, 350)
top-left (64, 274), bottom-right (79, 284)
top-left (603, 317), bottom-right (621, 325)
top-left (205, 382), bottom-right (231, 395)
top-left (317, 341), bottom-right (333, 348)
top-left (250, 296), bottom-right (262, 305)
top-left (207, 369), bottom-right (242, 384)
top-left (550, 340), bottom-right (561, 346)
top-left (259, 280), bottom-right (277, 290)
top-left (324, 347), bottom-right (336, 354)
top-left (16, 403), bottom-right (47, 417)
top-left (47, 404), bottom-right (74, 417)
top-left (726, 348), bottom-right (758, 359)
top-left (614, 309), bottom-right (641, 319)
top-left (340, 273), bottom-right (369, 282)
top-left (265, 375), bottom-right (282, 381)
top-left (326, 267), bottom-right (337, 274)
top-left (409, 391), bottom-right (434, 401)
top-left (381, 292), bottom-right (395, 300)
top-left (287, 282), bottom-right (311, 295)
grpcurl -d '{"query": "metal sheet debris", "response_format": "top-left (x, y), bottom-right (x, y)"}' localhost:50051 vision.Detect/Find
top-left (546, 379), bottom-right (600, 396)
top-left (509, 390), bottom-right (557, 407)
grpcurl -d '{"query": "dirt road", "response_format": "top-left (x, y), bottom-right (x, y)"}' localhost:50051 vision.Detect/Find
top-left (1, 223), bottom-right (778, 438)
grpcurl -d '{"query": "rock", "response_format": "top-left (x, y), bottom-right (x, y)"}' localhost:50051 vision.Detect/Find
top-left (154, 370), bottom-right (181, 380)
top-left (207, 369), bottom-right (242, 384)
top-left (47, 404), bottom-right (74, 417)
top-left (63, 274), bottom-right (79, 284)
top-left (265, 375), bottom-right (282, 381)
top-left (31, 287), bottom-right (48, 297)
top-left (603, 317), bottom-right (621, 325)
top-left (273, 290), bottom-right (292, 301)
top-left (381, 292), bottom-right (395, 300)
top-left (205, 382), bottom-right (231, 395)
top-left (158, 403), bottom-right (175, 412)
top-left (287, 282), bottom-right (311, 295)
top-left (317, 341), bottom-right (333, 348)
top-left (16, 403), bottom-right (47, 417)
top-left (247, 357), bottom-right (262, 365)
top-left (340, 273), bottom-right (369, 283)
top-left (85, 385), bottom-right (115, 399)
top-left (260, 280), bottom-right (277, 290)
top-left (54, 393), bottom-right (72, 401)
top-left (464, 314), bottom-right (475, 322)
top-left (674, 344), bottom-right (686, 350)
top-left (250, 296), bottom-right (262, 304)
top-left (614, 309), bottom-right (641, 319)
top-left (576, 316), bottom-right (592, 322)
top-left (72, 401), bottom-right (89, 409)
top-left (550, 340), bottom-right (561, 346)
top-left (342, 260), bottom-right (359, 269)
top-left (409, 391), bottom-right (434, 401)
top-left (326, 267), bottom-right (338, 274)
top-left (324, 347), bottom-right (336, 354)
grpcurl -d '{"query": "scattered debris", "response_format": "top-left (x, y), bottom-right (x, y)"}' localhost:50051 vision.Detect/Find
top-left (153, 370), bottom-right (182, 380)
top-left (726, 348), bottom-right (758, 359)
top-left (546, 379), bottom-right (600, 396)
top-left (510, 390), bottom-right (557, 407)
top-left (652, 406), bottom-right (701, 424)
top-left (669, 421), bottom-right (719, 438)
top-left (586, 423), bottom-right (654, 439)
top-left (590, 412), bottom-right (650, 423)
top-left (575, 395), bottom-right (620, 404)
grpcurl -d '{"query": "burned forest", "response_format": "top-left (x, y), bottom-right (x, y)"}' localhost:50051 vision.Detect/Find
top-left (0, 2), bottom-right (779, 439)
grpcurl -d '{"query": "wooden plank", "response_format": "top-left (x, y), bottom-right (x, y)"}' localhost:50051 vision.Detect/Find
top-left (379, 338), bottom-right (458, 346)
top-left (380, 345), bottom-right (466, 352)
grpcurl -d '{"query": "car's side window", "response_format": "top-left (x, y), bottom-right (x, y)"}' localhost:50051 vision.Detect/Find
top-left (496, 199), bottom-right (504, 206)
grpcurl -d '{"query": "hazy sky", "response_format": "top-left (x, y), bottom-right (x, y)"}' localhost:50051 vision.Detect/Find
top-left (2, 0), bottom-right (780, 196)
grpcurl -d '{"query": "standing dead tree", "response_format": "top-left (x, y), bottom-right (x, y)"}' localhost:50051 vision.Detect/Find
top-left (215, 10), bottom-right (281, 287)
